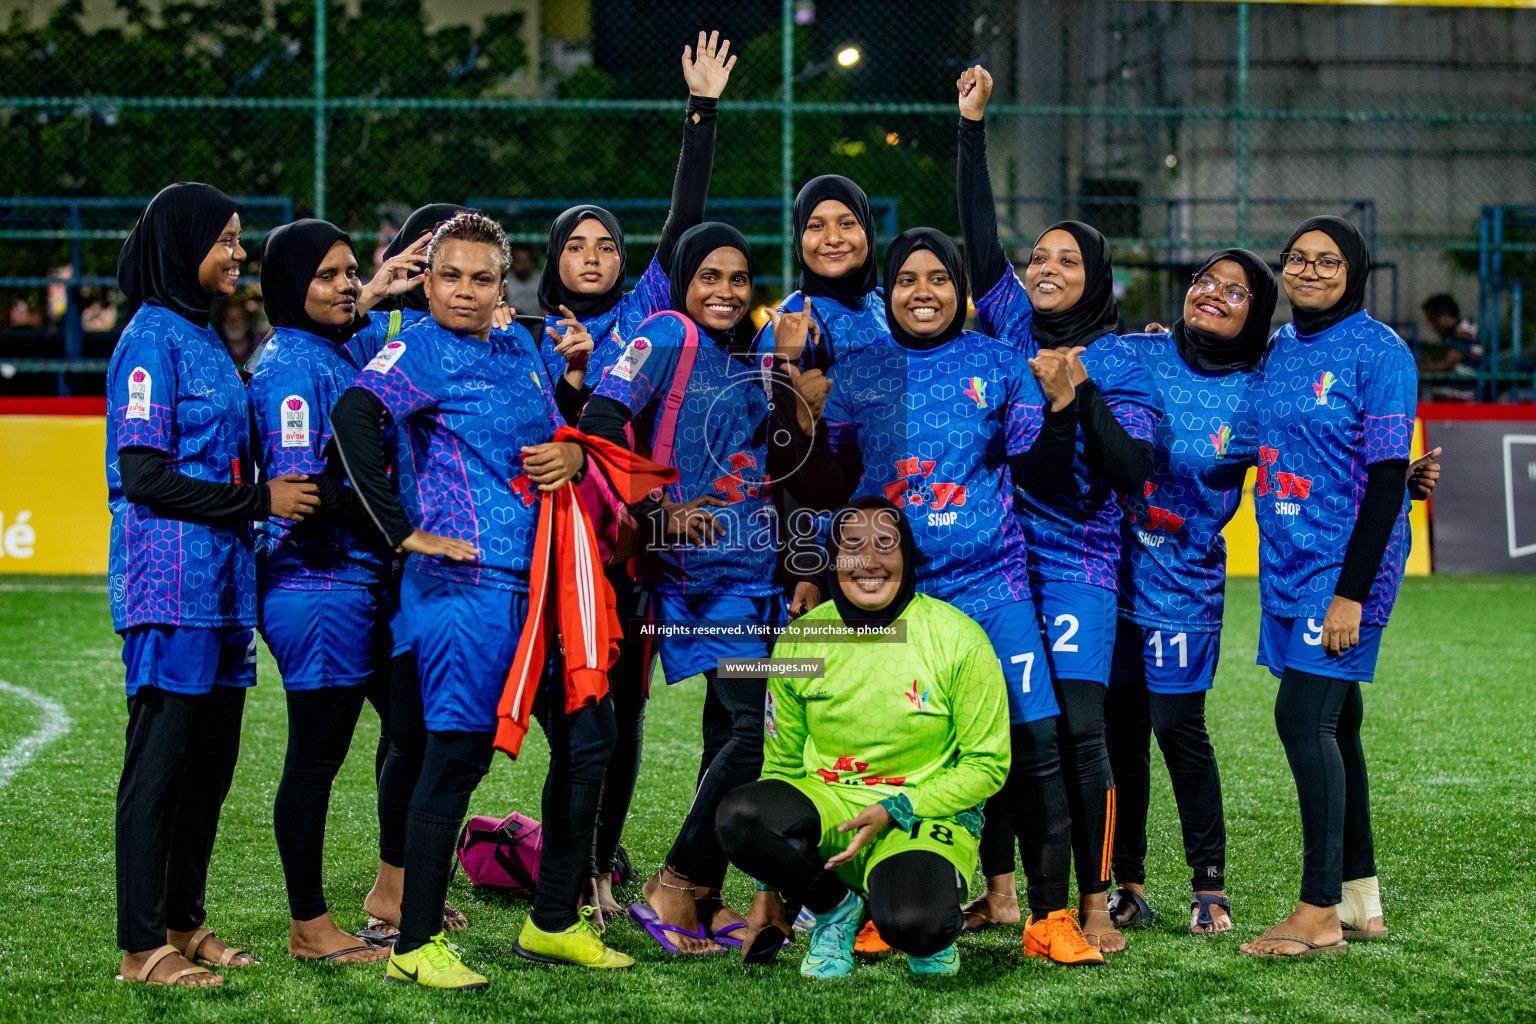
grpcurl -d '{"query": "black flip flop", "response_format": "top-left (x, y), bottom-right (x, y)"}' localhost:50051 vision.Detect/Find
top-left (742, 924), bottom-right (794, 965)
top-left (1107, 886), bottom-right (1155, 929)
top-left (1190, 893), bottom-right (1232, 935)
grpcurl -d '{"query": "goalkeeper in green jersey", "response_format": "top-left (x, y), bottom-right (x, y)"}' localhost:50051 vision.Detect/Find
top-left (716, 497), bottom-right (1011, 978)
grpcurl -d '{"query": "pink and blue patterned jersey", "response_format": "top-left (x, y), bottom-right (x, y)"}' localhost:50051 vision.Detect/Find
top-left (543, 255), bottom-right (674, 395)
top-left (1017, 335), bottom-right (1162, 590)
top-left (249, 326), bottom-right (392, 590)
top-left (1255, 310), bottom-right (1417, 624)
top-left (973, 267), bottom-right (1033, 345)
top-left (823, 330), bottom-right (1043, 617)
top-left (1117, 332), bottom-right (1261, 633)
top-left (591, 313), bottom-right (779, 596)
top-left (106, 304), bottom-right (256, 631)
top-left (348, 307), bottom-right (430, 522)
top-left (748, 288), bottom-right (890, 371)
top-left (354, 317), bottom-right (562, 592)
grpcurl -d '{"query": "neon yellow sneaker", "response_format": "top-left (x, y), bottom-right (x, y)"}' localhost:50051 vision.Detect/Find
top-left (385, 933), bottom-right (488, 990)
top-left (512, 907), bottom-right (636, 969)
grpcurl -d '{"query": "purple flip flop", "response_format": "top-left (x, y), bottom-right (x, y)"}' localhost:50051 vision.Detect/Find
top-left (710, 922), bottom-right (747, 948)
top-left (628, 903), bottom-right (722, 955)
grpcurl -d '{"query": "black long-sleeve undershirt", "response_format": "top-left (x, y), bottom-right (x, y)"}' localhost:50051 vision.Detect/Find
top-left (119, 447), bottom-right (270, 528)
top-left (957, 116), bottom-right (1013, 302)
top-left (555, 375), bottom-right (592, 428)
top-left (655, 95), bottom-right (719, 272)
top-left (330, 388), bottom-right (414, 549)
top-left (1075, 379), bottom-right (1155, 495)
top-left (1334, 458), bottom-right (1410, 603)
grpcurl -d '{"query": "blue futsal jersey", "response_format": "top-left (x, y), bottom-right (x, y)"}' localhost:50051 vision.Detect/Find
top-left (592, 313), bottom-right (779, 596)
top-left (347, 307), bottom-right (429, 521)
top-left (106, 304), bottom-right (257, 632)
top-left (249, 326), bottom-right (392, 590)
top-left (972, 271), bottom-right (1164, 590)
top-left (1118, 332), bottom-right (1261, 633)
top-left (823, 331), bottom-right (1043, 617)
top-left (543, 255), bottom-right (673, 390)
top-left (1255, 310), bottom-right (1417, 625)
top-left (749, 288), bottom-right (890, 370)
top-left (354, 318), bottom-right (562, 592)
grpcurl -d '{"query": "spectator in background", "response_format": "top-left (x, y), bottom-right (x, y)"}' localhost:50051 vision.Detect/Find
top-left (217, 298), bottom-right (259, 370)
top-left (1418, 293), bottom-right (1481, 376)
top-left (504, 242), bottom-right (542, 314)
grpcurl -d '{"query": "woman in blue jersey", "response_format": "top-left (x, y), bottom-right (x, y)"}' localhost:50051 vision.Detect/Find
top-left (579, 221), bottom-right (790, 954)
top-left (1240, 217), bottom-right (1419, 958)
top-left (956, 66), bottom-right (1163, 955)
top-left (108, 183), bottom-right (321, 987)
top-left (1101, 250), bottom-right (1278, 937)
top-left (533, 31), bottom-right (736, 925)
top-left (332, 212), bottom-right (626, 987)
top-left (251, 218), bottom-right (443, 963)
top-left (772, 228), bottom-right (1106, 967)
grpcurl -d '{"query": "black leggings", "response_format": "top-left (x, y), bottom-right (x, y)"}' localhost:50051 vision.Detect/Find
top-left (977, 718), bottom-right (1072, 918)
top-left (667, 669), bottom-right (766, 889)
top-left (377, 652), bottom-right (426, 867)
top-left (394, 689), bottom-right (616, 954)
top-left (1055, 677), bottom-right (1115, 896)
top-left (273, 674), bottom-right (391, 921)
top-left (593, 565), bottom-right (648, 876)
top-left (115, 685), bottom-right (245, 953)
top-left (1274, 669), bottom-right (1376, 907)
top-left (1104, 687), bottom-right (1226, 893)
top-left (716, 780), bottom-right (965, 957)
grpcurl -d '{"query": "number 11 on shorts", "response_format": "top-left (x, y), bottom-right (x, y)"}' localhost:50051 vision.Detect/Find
top-left (1147, 630), bottom-right (1188, 669)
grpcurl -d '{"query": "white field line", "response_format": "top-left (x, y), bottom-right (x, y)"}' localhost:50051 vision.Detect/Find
top-left (0, 679), bottom-right (72, 790)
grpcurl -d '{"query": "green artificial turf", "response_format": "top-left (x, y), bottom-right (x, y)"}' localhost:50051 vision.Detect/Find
top-left (0, 575), bottom-right (1532, 1023)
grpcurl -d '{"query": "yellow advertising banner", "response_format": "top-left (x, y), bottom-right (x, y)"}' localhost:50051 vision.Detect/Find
top-left (0, 415), bottom-right (110, 574)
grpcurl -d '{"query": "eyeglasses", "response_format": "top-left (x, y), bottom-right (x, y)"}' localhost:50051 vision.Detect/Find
top-left (1189, 273), bottom-right (1250, 308)
top-left (1280, 252), bottom-right (1347, 279)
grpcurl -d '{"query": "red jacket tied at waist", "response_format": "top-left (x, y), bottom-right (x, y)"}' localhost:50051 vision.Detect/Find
top-left (494, 426), bottom-right (676, 758)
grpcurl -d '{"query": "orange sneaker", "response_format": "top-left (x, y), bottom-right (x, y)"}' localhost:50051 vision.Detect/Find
top-left (1023, 910), bottom-right (1104, 966)
top-left (854, 921), bottom-right (891, 954)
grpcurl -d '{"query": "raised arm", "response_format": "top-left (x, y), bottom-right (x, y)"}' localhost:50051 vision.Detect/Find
top-left (656, 31), bottom-right (737, 269)
top-left (956, 66), bottom-right (1014, 303)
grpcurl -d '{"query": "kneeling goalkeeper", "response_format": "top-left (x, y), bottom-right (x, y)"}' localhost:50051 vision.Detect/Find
top-left (716, 496), bottom-right (1010, 978)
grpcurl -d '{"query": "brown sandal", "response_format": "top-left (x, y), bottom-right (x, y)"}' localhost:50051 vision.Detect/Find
top-left (180, 926), bottom-right (254, 967)
top-left (1241, 929), bottom-right (1349, 958)
top-left (119, 943), bottom-right (222, 986)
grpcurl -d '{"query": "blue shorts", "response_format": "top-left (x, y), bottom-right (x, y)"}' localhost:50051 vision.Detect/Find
top-left (401, 570), bottom-right (533, 732)
top-left (121, 625), bottom-right (257, 698)
top-left (651, 589), bottom-right (786, 684)
top-left (1110, 618), bottom-right (1221, 695)
top-left (1257, 612), bottom-right (1385, 683)
top-left (1032, 579), bottom-right (1117, 685)
top-left (970, 599), bottom-right (1059, 725)
top-left (259, 585), bottom-right (391, 691)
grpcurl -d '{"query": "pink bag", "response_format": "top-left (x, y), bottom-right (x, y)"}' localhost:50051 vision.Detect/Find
top-left (456, 812), bottom-right (541, 893)
top-left (455, 811), bottom-right (636, 892)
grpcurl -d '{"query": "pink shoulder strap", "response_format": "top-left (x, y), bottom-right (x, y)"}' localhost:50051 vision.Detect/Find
top-left (636, 309), bottom-right (699, 473)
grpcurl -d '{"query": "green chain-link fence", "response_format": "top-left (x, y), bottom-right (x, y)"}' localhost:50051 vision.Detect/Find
top-left (3, 0), bottom-right (1535, 395)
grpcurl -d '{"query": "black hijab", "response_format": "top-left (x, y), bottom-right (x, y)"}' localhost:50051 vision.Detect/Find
top-left (794, 175), bottom-right (878, 307)
top-left (1283, 215), bottom-right (1370, 337)
top-left (669, 221), bottom-right (756, 351)
top-left (881, 227), bottom-right (968, 351)
top-left (824, 496), bottom-right (919, 631)
top-left (260, 219), bottom-right (357, 346)
top-left (1173, 248), bottom-right (1278, 374)
top-left (538, 204), bottom-right (627, 319)
top-left (383, 204), bottom-right (466, 312)
top-left (117, 182), bottom-right (240, 328)
top-left (1027, 220), bottom-right (1119, 350)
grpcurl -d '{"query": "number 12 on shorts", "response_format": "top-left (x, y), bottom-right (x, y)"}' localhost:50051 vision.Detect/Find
top-left (1147, 630), bottom-right (1188, 669)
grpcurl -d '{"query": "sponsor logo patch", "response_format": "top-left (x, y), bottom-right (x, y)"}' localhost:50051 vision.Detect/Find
top-left (961, 376), bottom-right (988, 408)
top-left (764, 690), bottom-right (778, 739)
top-left (610, 337), bottom-right (651, 382)
top-left (1313, 371), bottom-right (1336, 406)
top-left (126, 367), bottom-right (151, 421)
top-left (281, 396), bottom-right (310, 448)
top-left (365, 340), bottom-right (407, 374)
